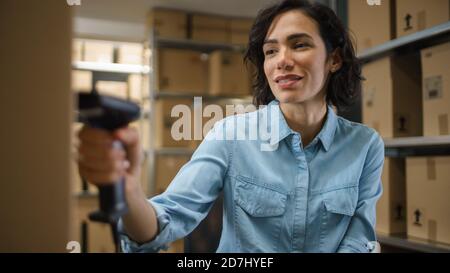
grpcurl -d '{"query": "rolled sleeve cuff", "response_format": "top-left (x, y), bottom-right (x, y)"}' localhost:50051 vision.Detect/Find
top-left (337, 237), bottom-right (375, 253)
top-left (118, 200), bottom-right (172, 253)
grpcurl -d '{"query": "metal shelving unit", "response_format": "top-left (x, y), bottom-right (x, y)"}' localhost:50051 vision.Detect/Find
top-left (146, 21), bottom-right (256, 252)
top-left (358, 21), bottom-right (450, 63)
top-left (72, 61), bottom-right (151, 74)
top-left (377, 233), bottom-right (450, 253)
top-left (155, 37), bottom-right (246, 53)
top-left (384, 136), bottom-right (450, 157)
top-left (146, 29), bottom-right (254, 197)
top-left (356, 19), bottom-right (450, 252)
top-left (150, 91), bottom-right (253, 102)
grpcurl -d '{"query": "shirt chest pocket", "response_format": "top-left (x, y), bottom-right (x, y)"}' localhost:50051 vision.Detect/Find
top-left (323, 187), bottom-right (358, 217)
top-left (319, 186), bottom-right (358, 251)
top-left (233, 176), bottom-right (288, 252)
top-left (235, 179), bottom-right (287, 217)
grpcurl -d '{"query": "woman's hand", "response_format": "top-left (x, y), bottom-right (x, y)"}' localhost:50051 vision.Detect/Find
top-left (77, 125), bottom-right (143, 195)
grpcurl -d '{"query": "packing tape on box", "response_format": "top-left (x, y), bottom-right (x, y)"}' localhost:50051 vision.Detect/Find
top-left (439, 114), bottom-right (449, 135)
top-left (417, 10), bottom-right (426, 31)
top-left (426, 157), bottom-right (436, 180)
top-left (428, 219), bottom-right (438, 242)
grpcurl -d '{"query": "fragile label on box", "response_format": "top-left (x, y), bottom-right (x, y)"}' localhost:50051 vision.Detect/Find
top-left (424, 75), bottom-right (443, 100)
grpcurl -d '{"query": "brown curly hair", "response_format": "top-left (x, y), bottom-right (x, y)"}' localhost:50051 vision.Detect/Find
top-left (244, 0), bottom-right (363, 112)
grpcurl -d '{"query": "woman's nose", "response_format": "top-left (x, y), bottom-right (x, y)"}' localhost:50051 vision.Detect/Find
top-left (276, 48), bottom-right (294, 70)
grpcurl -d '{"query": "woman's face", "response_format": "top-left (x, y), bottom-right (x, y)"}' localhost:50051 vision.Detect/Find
top-left (263, 10), bottom-right (337, 105)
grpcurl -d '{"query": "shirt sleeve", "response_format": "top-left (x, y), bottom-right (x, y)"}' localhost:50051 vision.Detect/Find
top-left (119, 118), bottom-right (233, 253)
top-left (337, 131), bottom-right (384, 253)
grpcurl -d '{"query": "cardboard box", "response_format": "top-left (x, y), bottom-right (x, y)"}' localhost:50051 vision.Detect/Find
top-left (362, 55), bottom-right (422, 138)
top-left (155, 98), bottom-right (193, 148)
top-left (191, 14), bottom-right (230, 44)
top-left (376, 158), bottom-right (406, 235)
top-left (230, 18), bottom-right (253, 45)
top-left (71, 70), bottom-right (92, 92)
top-left (157, 49), bottom-right (208, 94)
top-left (72, 39), bottom-right (83, 62)
top-left (147, 9), bottom-right (187, 39)
top-left (1, 1), bottom-right (74, 252)
top-left (95, 81), bottom-right (128, 100)
top-left (396, 0), bottom-right (450, 38)
top-left (406, 156), bottom-right (450, 244)
top-left (117, 43), bottom-right (143, 65)
top-left (348, 0), bottom-right (395, 53)
top-left (154, 154), bottom-right (190, 195)
top-left (128, 74), bottom-right (143, 102)
top-left (421, 42), bottom-right (450, 136)
top-left (209, 51), bottom-right (251, 96)
top-left (84, 40), bottom-right (114, 63)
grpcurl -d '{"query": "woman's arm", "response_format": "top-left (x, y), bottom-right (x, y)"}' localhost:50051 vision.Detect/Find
top-left (337, 132), bottom-right (384, 253)
top-left (119, 118), bottom-right (233, 252)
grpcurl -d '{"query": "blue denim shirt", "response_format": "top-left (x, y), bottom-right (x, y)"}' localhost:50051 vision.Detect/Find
top-left (119, 100), bottom-right (384, 253)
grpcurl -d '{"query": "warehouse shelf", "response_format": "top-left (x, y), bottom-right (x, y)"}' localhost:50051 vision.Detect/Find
top-left (384, 136), bottom-right (450, 157)
top-left (377, 233), bottom-right (450, 253)
top-left (359, 21), bottom-right (450, 63)
top-left (384, 135), bottom-right (450, 148)
top-left (72, 61), bottom-right (151, 74)
top-left (150, 91), bottom-right (253, 103)
top-left (155, 37), bottom-right (246, 53)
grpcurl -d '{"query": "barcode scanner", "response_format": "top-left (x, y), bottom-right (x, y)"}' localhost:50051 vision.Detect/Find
top-left (77, 91), bottom-right (140, 252)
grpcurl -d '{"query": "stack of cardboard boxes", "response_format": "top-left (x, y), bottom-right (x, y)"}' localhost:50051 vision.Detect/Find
top-left (156, 49), bottom-right (209, 94)
top-left (149, 9), bottom-right (254, 184)
top-left (147, 8), bottom-right (256, 252)
top-left (348, 0), bottom-right (395, 53)
top-left (351, 0), bottom-right (450, 246)
top-left (406, 157), bottom-right (450, 245)
top-left (147, 8), bottom-right (253, 45)
top-left (407, 41), bottom-right (450, 245)
top-left (396, 0), bottom-right (450, 38)
top-left (71, 39), bottom-right (145, 101)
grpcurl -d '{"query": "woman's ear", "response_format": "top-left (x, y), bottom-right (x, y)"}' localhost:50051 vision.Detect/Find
top-left (329, 48), bottom-right (343, 73)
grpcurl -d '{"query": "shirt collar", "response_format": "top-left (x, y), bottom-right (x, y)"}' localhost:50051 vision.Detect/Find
top-left (266, 100), bottom-right (337, 152)
top-left (315, 105), bottom-right (337, 152)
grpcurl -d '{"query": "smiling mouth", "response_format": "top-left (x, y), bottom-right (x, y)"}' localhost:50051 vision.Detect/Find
top-left (275, 75), bottom-right (302, 83)
top-left (275, 75), bottom-right (303, 89)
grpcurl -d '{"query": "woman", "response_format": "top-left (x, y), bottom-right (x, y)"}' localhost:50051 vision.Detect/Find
top-left (78, 0), bottom-right (384, 253)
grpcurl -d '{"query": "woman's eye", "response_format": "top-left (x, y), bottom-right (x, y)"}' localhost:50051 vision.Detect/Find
top-left (294, 43), bottom-right (307, 49)
top-left (264, 49), bottom-right (276, 56)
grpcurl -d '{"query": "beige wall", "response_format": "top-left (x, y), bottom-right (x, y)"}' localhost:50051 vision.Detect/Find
top-left (0, 0), bottom-right (74, 252)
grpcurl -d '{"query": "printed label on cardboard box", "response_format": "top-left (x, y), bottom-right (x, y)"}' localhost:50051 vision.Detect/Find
top-left (424, 75), bottom-right (443, 100)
